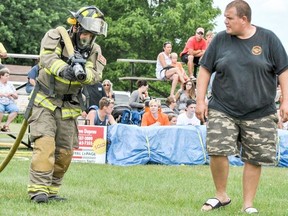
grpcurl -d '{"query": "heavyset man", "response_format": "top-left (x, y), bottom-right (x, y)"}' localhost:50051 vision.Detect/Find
top-left (196, 0), bottom-right (288, 214)
top-left (27, 6), bottom-right (107, 203)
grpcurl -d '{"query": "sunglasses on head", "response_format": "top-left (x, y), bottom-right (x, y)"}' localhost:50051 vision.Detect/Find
top-left (163, 41), bottom-right (171, 47)
top-left (103, 97), bottom-right (114, 106)
top-left (197, 31), bottom-right (204, 35)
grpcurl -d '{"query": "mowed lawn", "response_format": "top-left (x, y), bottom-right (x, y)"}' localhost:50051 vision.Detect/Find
top-left (0, 155), bottom-right (287, 216)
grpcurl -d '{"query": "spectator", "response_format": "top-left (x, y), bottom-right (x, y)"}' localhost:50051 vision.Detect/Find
top-left (176, 99), bottom-right (200, 126)
top-left (170, 52), bottom-right (189, 83)
top-left (102, 79), bottom-right (115, 101)
top-left (156, 42), bottom-right (186, 97)
top-left (180, 27), bottom-right (207, 78)
top-left (175, 80), bottom-right (196, 112)
top-left (25, 62), bottom-right (39, 94)
top-left (205, 31), bottom-right (215, 48)
top-left (0, 65), bottom-right (18, 132)
top-left (196, 0), bottom-right (288, 213)
top-left (206, 31), bottom-right (216, 98)
top-left (166, 96), bottom-right (179, 114)
top-left (0, 43), bottom-right (7, 64)
top-left (129, 80), bottom-right (149, 111)
top-left (168, 113), bottom-right (178, 125)
top-left (275, 84), bottom-right (288, 129)
top-left (141, 99), bottom-right (170, 126)
top-left (86, 97), bottom-right (116, 126)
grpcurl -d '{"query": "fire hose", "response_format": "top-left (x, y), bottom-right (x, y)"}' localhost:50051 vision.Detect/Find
top-left (0, 26), bottom-right (75, 172)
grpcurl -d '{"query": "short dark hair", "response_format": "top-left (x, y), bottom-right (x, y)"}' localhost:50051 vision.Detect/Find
top-left (186, 99), bottom-right (196, 107)
top-left (226, 0), bottom-right (252, 22)
top-left (136, 80), bottom-right (148, 88)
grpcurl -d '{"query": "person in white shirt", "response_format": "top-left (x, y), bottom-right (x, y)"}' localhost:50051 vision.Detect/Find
top-left (176, 99), bottom-right (200, 126)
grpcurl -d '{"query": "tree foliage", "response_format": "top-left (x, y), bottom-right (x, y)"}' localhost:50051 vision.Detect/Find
top-left (0, 0), bottom-right (220, 96)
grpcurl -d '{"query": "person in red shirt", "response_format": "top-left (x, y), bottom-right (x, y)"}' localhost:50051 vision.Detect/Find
top-left (180, 27), bottom-right (207, 78)
top-left (141, 99), bottom-right (170, 126)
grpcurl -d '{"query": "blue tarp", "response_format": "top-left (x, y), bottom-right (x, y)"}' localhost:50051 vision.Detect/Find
top-left (107, 124), bottom-right (288, 167)
top-left (277, 129), bottom-right (288, 167)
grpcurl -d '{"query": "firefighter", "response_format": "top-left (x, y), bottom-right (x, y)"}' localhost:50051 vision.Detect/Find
top-left (27, 6), bottom-right (107, 203)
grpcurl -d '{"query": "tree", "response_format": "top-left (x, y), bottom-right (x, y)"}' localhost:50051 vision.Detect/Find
top-left (90, 0), bottom-right (220, 95)
top-left (0, 0), bottom-right (220, 96)
top-left (0, 0), bottom-right (80, 64)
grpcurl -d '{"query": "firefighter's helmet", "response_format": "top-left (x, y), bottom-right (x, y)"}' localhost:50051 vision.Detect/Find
top-left (67, 6), bottom-right (107, 37)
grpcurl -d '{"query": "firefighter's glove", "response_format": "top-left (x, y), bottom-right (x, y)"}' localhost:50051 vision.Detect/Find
top-left (60, 65), bottom-right (77, 81)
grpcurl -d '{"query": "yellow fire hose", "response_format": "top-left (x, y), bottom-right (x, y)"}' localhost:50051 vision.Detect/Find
top-left (0, 26), bottom-right (75, 173)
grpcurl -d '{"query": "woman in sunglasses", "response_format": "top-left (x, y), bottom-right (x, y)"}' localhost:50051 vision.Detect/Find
top-left (102, 79), bottom-right (115, 101)
top-left (175, 80), bottom-right (196, 113)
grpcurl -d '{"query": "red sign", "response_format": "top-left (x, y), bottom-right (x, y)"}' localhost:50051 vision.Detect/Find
top-left (72, 125), bottom-right (107, 164)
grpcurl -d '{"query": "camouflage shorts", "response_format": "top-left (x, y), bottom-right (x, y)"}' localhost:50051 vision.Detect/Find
top-left (206, 109), bottom-right (278, 166)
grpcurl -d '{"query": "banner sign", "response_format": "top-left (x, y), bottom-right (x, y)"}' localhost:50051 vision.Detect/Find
top-left (72, 125), bottom-right (107, 164)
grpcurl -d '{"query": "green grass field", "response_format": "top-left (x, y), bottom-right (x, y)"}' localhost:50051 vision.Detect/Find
top-left (0, 155), bottom-right (287, 216)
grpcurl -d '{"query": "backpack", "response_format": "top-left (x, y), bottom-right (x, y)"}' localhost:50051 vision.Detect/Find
top-left (120, 110), bottom-right (144, 125)
top-left (130, 110), bottom-right (144, 126)
top-left (120, 109), bottom-right (132, 124)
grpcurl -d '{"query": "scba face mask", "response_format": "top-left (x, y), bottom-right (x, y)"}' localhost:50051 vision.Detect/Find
top-left (75, 28), bottom-right (96, 52)
top-left (79, 34), bottom-right (92, 48)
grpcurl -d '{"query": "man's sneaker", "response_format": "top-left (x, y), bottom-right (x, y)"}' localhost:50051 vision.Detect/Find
top-left (48, 195), bottom-right (67, 202)
top-left (31, 194), bottom-right (48, 203)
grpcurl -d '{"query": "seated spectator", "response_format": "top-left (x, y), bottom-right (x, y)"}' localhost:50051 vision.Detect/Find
top-left (166, 96), bottom-right (179, 114)
top-left (176, 99), bottom-right (200, 126)
top-left (141, 99), bottom-right (170, 126)
top-left (170, 52), bottom-right (189, 83)
top-left (0, 65), bottom-right (19, 131)
top-left (207, 72), bottom-right (216, 99)
top-left (205, 30), bottom-right (215, 48)
top-left (26, 63), bottom-right (39, 94)
top-left (102, 79), bottom-right (115, 101)
top-left (179, 27), bottom-right (207, 78)
top-left (275, 83), bottom-right (287, 129)
top-left (175, 80), bottom-right (196, 112)
top-left (129, 80), bottom-right (149, 111)
top-left (155, 42), bottom-right (186, 97)
top-left (168, 113), bottom-right (178, 125)
top-left (86, 97), bottom-right (116, 126)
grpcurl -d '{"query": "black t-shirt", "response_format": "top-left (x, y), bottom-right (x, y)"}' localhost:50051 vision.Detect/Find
top-left (200, 26), bottom-right (288, 119)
